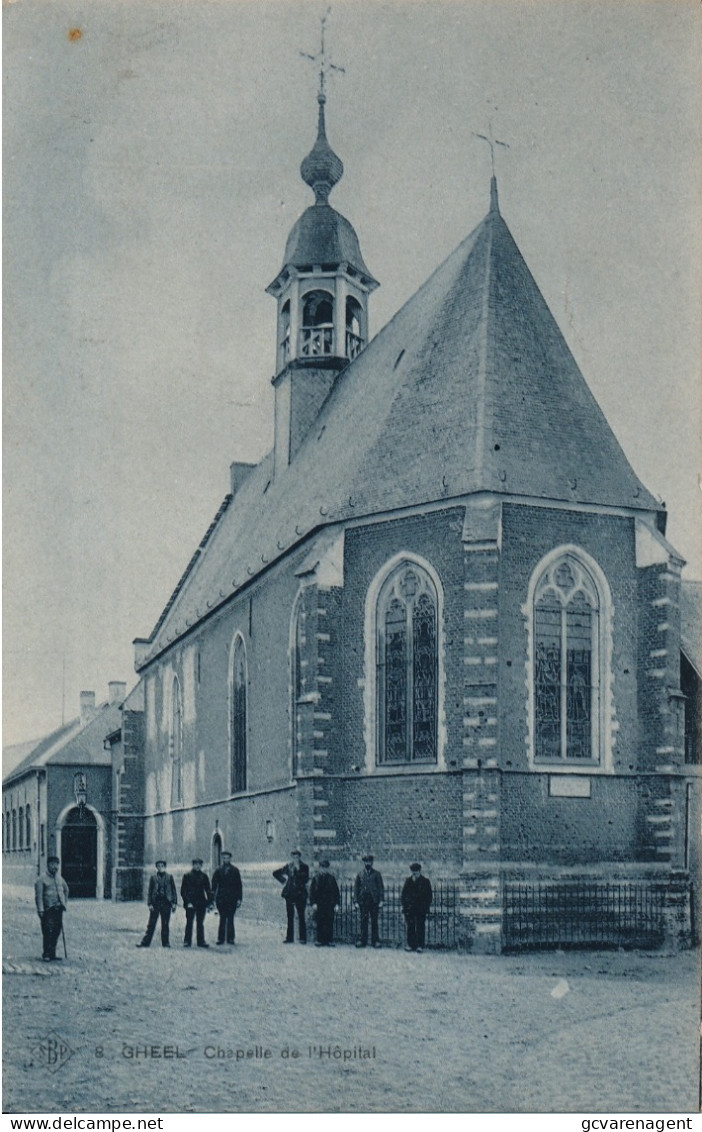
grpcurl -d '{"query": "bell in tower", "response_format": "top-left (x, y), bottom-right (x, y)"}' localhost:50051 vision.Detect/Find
top-left (267, 21), bottom-right (378, 472)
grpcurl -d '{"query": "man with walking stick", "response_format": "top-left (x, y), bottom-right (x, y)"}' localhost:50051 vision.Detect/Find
top-left (35, 855), bottom-right (69, 962)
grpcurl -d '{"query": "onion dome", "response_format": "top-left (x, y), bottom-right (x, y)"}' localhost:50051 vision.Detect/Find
top-left (267, 92), bottom-right (379, 293)
top-left (300, 94), bottom-right (344, 205)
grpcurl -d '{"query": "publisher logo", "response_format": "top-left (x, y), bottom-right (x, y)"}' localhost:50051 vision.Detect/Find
top-left (28, 1030), bottom-right (74, 1073)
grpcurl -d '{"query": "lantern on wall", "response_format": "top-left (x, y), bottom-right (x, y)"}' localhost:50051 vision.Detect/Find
top-left (73, 772), bottom-right (87, 814)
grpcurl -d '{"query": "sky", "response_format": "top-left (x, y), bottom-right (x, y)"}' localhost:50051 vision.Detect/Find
top-left (3, 0), bottom-right (701, 748)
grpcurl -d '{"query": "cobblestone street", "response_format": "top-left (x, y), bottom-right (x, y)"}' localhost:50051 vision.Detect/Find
top-left (3, 885), bottom-right (700, 1114)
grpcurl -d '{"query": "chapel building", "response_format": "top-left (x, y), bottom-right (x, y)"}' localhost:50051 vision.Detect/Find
top-left (123, 87), bottom-right (698, 950)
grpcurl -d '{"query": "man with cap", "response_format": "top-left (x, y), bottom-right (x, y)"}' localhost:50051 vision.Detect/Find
top-left (180, 858), bottom-right (213, 948)
top-left (401, 863), bottom-right (433, 952)
top-left (354, 854), bottom-right (384, 948)
top-left (273, 850), bottom-right (309, 944)
top-left (211, 851), bottom-right (243, 945)
top-left (35, 856), bottom-right (69, 961)
top-left (309, 859), bottom-right (340, 947)
top-left (137, 859), bottom-right (178, 948)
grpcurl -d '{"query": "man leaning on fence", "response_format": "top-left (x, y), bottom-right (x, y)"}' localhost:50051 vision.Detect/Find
top-left (401, 862), bottom-right (432, 952)
top-left (354, 854), bottom-right (384, 948)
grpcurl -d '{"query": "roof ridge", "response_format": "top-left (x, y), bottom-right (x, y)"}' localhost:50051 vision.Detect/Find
top-left (146, 492), bottom-right (234, 645)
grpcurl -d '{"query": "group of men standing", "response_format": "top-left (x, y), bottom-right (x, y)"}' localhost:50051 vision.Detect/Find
top-left (34, 849), bottom-right (433, 959)
top-left (273, 851), bottom-right (433, 952)
top-left (136, 852), bottom-right (242, 949)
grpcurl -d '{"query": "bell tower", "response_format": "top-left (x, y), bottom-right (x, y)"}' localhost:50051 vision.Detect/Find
top-left (267, 20), bottom-right (378, 472)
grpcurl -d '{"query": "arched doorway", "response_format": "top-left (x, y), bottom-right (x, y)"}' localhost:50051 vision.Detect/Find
top-left (59, 807), bottom-right (98, 897)
top-left (211, 830), bottom-right (222, 875)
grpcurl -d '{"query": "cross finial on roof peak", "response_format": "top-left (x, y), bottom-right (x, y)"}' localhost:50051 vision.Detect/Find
top-left (299, 9), bottom-right (345, 203)
top-left (474, 118), bottom-right (509, 212)
top-left (300, 8), bottom-right (345, 103)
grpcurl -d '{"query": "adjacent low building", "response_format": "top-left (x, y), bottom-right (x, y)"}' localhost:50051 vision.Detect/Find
top-left (2, 685), bottom-right (125, 898)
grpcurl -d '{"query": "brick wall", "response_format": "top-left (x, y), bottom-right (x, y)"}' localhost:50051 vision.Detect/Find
top-left (113, 708), bottom-right (145, 900)
top-left (320, 772), bottom-right (464, 874)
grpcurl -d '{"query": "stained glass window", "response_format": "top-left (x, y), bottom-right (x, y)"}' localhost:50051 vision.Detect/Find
top-left (533, 555), bottom-right (599, 763)
top-left (170, 677), bottom-right (183, 806)
top-left (377, 562), bottom-right (438, 764)
top-left (230, 638), bottom-right (247, 794)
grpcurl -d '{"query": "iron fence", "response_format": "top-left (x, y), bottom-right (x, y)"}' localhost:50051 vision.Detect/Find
top-left (502, 880), bottom-right (667, 951)
top-left (318, 881), bottom-right (460, 948)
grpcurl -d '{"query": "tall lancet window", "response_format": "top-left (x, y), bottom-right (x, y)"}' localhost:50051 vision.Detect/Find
top-left (532, 553), bottom-right (603, 764)
top-left (170, 676), bottom-right (184, 806)
top-left (301, 290), bottom-right (334, 357)
top-left (376, 562), bottom-right (438, 764)
top-left (230, 636), bottom-right (248, 794)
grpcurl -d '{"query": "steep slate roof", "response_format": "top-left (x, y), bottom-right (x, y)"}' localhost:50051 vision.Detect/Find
top-left (2, 703), bottom-right (121, 787)
top-left (681, 579), bottom-right (702, 678)
top-left (139, 188), bottom-right (660, 667)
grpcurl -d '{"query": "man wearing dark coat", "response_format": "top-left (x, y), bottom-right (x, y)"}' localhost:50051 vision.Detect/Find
top-left (401, 862), bottom-right (433, 952)
top-left (273, 850), bottom-right (309, 943)
top-left (309, 859), bottom-right (340, 947)
top-left (137, 859), bottom-right (177, 948)
top-left (211, 851), bottom-right (243, 945)
top-left (180, 858), bottom-right (213, 948)
top-left (354, 854), bottom-right (384, 948)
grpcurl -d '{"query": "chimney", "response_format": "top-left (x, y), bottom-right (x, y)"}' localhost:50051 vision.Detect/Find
top-left (108, 681), bottom-right (127, 706)
top-left (133, 638), bottom-right (150, 671)
top-left (80, 691), bottom-right (96, 725)
top-left (230, 461), bottom-right (256, 497)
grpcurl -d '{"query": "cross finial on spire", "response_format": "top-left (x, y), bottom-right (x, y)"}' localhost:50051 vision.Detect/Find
top-left (473, 121), bottom-right (510, 177)
top-left (300, 8), bottom-right (345, 101)
top-left (474, 117), bottom-right (509, 213)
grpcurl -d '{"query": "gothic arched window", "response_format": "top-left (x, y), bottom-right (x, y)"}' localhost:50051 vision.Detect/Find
top-left (531, 552), bottom-right (605, 764)
top-left (170, 676), bottom-right (184, 807)
top-left (301, 289), bottom-right (334, 357)
top-left (211, 830), bottom-right (222, 873)
top-left (230, 636), bottom-right (248, 794)
top-left (26, 805), bottom-right (31, 849)
top-left (18, 806), bottom-right (24, 849)
top-left (376, 561), bottom-right (439, 764)
top-left (12, 810), bottom-right (17, 850)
